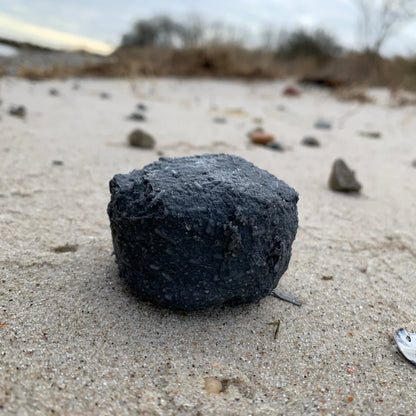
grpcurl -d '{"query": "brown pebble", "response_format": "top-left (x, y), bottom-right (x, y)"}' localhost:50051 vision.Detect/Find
top-left (322, 275), bottom-right (333, 280)
top-left (250, 132), bottom-right (275, 146)
top-left (283, 86), bottom-right (300, 97)
top-left (52, 244), bottom-right (78, 253)
top-left (204, 377), bottom-right (223, 394)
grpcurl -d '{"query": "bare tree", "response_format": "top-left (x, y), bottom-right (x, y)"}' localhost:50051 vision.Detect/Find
top-left (260, 26), bottom-right (279, 51)
top-left (181, 14), bottom-right (205, 48)
top-left (355, 0), bottom-right (416, 54)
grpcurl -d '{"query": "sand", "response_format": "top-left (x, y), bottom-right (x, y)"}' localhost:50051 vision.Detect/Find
top-left (0, 77), bottom-right (415, 415)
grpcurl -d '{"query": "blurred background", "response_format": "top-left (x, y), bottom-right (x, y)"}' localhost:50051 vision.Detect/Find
top-left (1, 0), bottom-right (416, 88)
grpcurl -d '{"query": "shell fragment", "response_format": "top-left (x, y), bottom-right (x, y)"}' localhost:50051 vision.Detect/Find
top-left (394, 328), bottom-right (416, 366)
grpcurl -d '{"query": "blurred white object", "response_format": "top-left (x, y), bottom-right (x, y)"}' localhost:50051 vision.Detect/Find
top-left (394, 328), bottom-right (416, 366)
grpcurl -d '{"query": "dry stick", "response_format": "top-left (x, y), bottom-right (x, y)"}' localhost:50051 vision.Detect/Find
top-left (266, 320), bottom-right (281, 340)
top-left (271, 289), bottom-right (302, 306)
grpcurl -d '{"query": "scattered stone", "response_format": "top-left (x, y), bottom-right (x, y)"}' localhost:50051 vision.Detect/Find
top-left (49, 88), bottom-right (59, 96)
top-left (127, 112), bottom-right (146, 122)
top-left (128, 129), bottom-right (155, 149)
top-left (213, 117), bottom-right (227, 124)
top-left (412, 159), bottom-right (416, 168)
top-left (107, 154), bottom-right (299, 310)
top-left (322, 275), bottom-right (334, 280)
top-left (301, 136), bottom-right (320, 147)
top-left (315, 119), bottom-right (332, 130)
top-left (100, 92), bottom-right (110, 99)
top-left (73, 82), bottom-right (80, 90)
top-left (283, 86), bottom-right (300, 97)
top-left (52, 160), bottom-right (64, 166)
top-left (328, 159), bottom-right (362, 193)
top-left (52, 244), bottom-right (78, 253)
top-left (253, 117), bottom-right (263, 124)
top-left (277, 105), bottom-right (286, 111)
top-left (266, 142), bottom-right (284, 151)
top-left (249, 129), bottom-right (275, 146)
top-left (204, 378), bottom-right (223, 394)
top-left (9, 105), bottom-right (26, 118)
top-left (359, 131), bottom-right (381, 139)
top-left (137, 103), bottom-right (147, 111)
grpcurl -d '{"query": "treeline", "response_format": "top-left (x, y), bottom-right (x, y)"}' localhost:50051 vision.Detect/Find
top-left (121, 15), bottom-right (342, 62)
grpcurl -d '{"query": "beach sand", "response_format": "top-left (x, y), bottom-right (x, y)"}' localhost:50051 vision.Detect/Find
top-left (1, 77), bottom-right (415, 415)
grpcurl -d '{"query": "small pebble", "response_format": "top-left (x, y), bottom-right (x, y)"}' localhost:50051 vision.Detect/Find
top-left (266, 141), bottom-right (284, 151)
top-left (128, 129), bottom-right (155, 149)
top-left (283, 86), bottom-right (300, 97)
top-left (100, 92), bottom-right (110, 99)
top-left (301, 136), bottom-right (320, 147)
top-left (322, 275), bottom-right (333, 280)
top-left (127, 112), bottom-right (146, 122)
top-left (52, 244), bottom-right (78, 253)
top-left (73, 83), bottom-right (80, 90)
top-left (204, 377), bottom-right (223, 394)
top-left (137, 103), bottom-right (147, 111)
top-left (315, 119), bottom-right (332, 130)
top-left (9, 105), bottom-right (26, 118)
top-left (213, 117), bottom-right (227, 124)
top-left (411, 159), bottom-right (416, 168)
top-left (359, 131), bottom-right (381, 139)
top-left (250, 131), bottom-right (275, 145)
top-left (328, 159), bottom-right (361, 192)
top-left (49, 88), bottom-right (59, 96)
top-left (52, 160), bottom-right (64, 166)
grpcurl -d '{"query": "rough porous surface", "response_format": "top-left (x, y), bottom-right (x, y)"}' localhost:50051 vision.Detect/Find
top-left (107, 153), bottom-right (298, 310)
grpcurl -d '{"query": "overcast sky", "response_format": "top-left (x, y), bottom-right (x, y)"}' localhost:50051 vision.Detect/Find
top-left (1, 0), bottom-right (416, 55)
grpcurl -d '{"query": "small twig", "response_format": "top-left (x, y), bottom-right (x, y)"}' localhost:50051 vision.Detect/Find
top-left (266, 320), bottom-right (281, 340)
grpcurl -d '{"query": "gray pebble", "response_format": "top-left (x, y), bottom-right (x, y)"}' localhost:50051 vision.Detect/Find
top-left (9, 105), bottom-right (26, 118)
top-left (315, 119), bottom-right (332, 130)
top-left (328, 159), bottom-right (361, 192)
top-left (301, 136), bottom-right (320, 147)
top-left (128, 129), bottom-right (155, 149)
top-left (127, 112), bottom-right (146, 122)
top-left (266, 142), bottom-right (284, 151)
